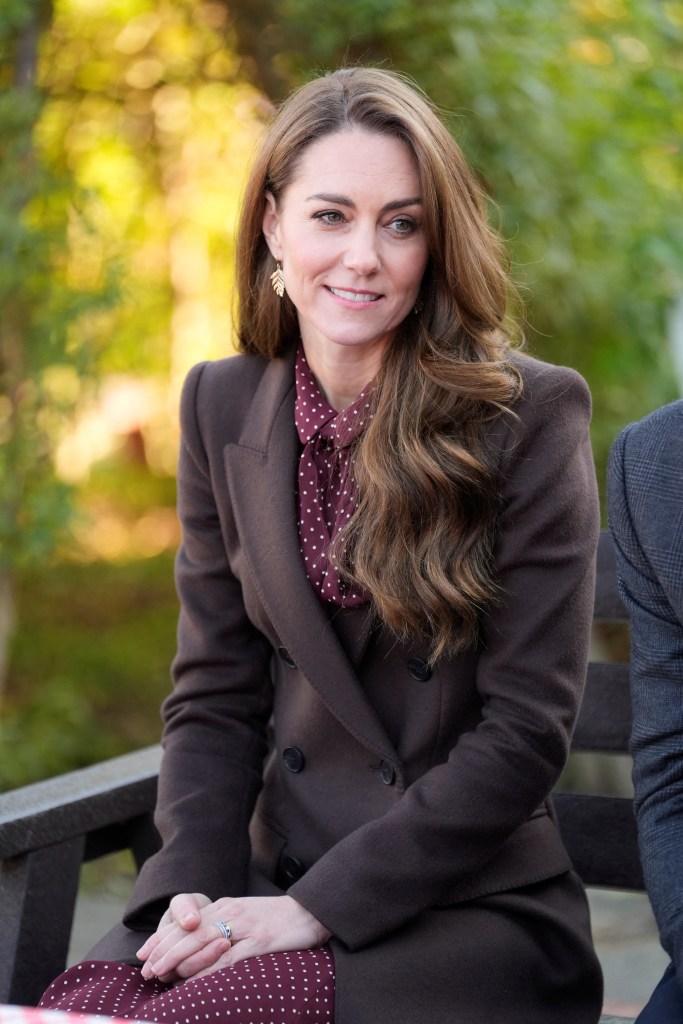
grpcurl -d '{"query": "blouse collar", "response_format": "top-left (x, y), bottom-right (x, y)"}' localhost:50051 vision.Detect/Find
top-left (294, 344), bottom-right (374, 449)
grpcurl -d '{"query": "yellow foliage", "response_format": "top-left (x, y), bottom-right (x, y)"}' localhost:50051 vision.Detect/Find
top-left (569, 37), bottom-right (615, 63)
top-left (31, 0), bottom-right (267, 512)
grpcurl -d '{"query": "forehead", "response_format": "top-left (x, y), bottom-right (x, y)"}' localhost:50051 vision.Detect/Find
top-left (287, 129), bottom-right (421, 193)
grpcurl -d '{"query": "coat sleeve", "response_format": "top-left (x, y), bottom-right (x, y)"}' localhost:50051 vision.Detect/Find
top-left (123, 362), bottom-right (274, 928)
top-left (290, 361), bottom-right (600, 949)
top-left (607, 417), bottom-right (683, 985)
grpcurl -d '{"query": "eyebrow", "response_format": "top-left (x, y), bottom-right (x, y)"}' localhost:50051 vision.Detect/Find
top-left (305, 192), bottom-right (422, 212)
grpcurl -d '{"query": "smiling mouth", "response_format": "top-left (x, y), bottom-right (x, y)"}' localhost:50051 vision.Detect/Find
top-left (327, 286), bottom-right (381, 303)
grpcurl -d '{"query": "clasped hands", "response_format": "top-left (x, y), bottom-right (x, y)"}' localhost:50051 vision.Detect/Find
top-left (136, 893), bottom-right (331, 984)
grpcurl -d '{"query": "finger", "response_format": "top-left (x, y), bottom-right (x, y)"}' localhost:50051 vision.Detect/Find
top-left (190, 936), bottom-right (269, 978)
top-left (137, 919), bottom-right (185, 961)
top-left (190, 943), bottom-right (250, 981)
top-left (137, 892), bottom-right (206, 961)
top-left (143, 920), bottom-right (209, 968)
top-left (217, 937), bottom-right (260, 969)
top-left (137, 929), bottom-right (168, 961)
top-left (142, 925), bottom-right (229, 980)
top-left (154, 936), bottom-right (230, 985)
top-left (171, 938), bottom-right (233, 981)
top-left (169, 893), bottom-right (206, 931)
top-left (154, 969), bottom-right (180, 985)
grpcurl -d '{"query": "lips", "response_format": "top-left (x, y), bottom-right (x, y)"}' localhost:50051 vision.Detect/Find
top-left (327, 286), bottom-right (381, 303)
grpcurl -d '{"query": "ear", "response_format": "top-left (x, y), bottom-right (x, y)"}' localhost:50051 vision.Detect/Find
top-left (262, 192), bottom-right (283, 260)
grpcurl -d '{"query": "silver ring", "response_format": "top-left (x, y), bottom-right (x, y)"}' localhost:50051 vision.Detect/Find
top-left (216, 920), bottom-right (232, 941)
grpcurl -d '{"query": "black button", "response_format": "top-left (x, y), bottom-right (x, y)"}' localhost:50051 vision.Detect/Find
top-left (283, 746), bottom-right (305, 773)
top-left (278, 646), bottom-right (296, 669)
top-left (279, 853), bottom-right (306, 884)
top-left (379, 760), bottom-right (396, 786)
top-left (407, 657), bottom-right (432, 681)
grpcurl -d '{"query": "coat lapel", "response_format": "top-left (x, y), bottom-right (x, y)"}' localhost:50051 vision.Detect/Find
top-left (223, 352), bottom-right (398, 765)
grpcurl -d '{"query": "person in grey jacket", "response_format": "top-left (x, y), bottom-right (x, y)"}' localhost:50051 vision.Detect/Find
top-left (608, 399), bottom-right (683, 1023)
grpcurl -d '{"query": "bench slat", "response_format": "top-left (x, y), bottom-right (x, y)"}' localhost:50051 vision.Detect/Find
top-left (595, 532), bottom-right (628, 620)
top-left (553, 792), bottom-right (643, 890)
top-left (0, 746), bottom-right (161, 861)
top-left (573, 663), bottom-right (632, 752)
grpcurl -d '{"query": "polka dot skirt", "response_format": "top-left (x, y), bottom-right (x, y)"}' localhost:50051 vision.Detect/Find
top-left (294, 345), bottom-right (372, 607)
top-left (38, 948), bottom-right (335, 1024)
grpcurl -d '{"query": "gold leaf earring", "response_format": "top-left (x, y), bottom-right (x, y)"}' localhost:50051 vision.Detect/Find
top-left (270, 261), bottom-right (285, 298)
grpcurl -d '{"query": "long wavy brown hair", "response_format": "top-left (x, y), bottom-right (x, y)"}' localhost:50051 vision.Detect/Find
top-left (236, 67), bottom-right (523, 662)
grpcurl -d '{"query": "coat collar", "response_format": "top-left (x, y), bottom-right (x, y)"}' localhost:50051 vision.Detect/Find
top-left (223, 350), bottom-right (398, 765)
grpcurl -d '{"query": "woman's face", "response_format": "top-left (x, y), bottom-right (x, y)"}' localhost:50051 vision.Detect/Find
top-left (262, 129), bottom-right (429, 365)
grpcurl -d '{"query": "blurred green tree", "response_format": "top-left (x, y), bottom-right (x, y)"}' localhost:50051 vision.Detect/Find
top-left (1, 0), bottom-right (263, 691)
top-left (0, 0), bottom-right (116, 692)
top-left (1, 0), bottom-right (264, 784)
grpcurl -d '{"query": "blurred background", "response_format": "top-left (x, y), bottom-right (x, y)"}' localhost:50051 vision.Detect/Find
top-left (1, 0), bottom-right (682, 793)
top-left (1, 2), bottom-right (682, 1014)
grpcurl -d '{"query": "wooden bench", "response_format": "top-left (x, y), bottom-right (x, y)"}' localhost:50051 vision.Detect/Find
top-left (0, 531), bottom-right (643, 1021)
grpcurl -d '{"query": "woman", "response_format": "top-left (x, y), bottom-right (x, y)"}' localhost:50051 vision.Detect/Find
top-left (40, 67), bottom-right (603, 1023)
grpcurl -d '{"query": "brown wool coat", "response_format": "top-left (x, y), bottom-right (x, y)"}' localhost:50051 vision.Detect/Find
top-left (91, 347), bottom-right (603, 1023)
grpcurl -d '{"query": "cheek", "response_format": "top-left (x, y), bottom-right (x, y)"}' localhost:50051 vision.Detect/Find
top-left (397, 248), bottom-right (428, 294)
top-left (284, 238), bottom-right (333, 283)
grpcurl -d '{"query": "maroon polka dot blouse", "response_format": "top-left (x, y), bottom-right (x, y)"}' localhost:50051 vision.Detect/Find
top-left (294, 345), bottom-right (373, 607)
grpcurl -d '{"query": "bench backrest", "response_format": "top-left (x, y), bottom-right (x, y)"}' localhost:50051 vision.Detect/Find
top-left (553, 529), bottom-right (641, 889)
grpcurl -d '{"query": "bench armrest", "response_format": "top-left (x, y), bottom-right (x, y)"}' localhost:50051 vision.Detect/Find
top-left (0, 746), bottom-right (161, 1006)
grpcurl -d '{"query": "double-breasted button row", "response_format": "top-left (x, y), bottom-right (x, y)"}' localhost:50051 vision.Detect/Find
top-left (278, 646), bottom-right (297, 669)
top-left (407, 657), bottom-right (432, 681)
top-left (282, 746), bottom-right (305, 773)
top-left (279, 644), bottom-right (431, 683)
top-left (282, 744), bottom-right (396, 787)
top-left (277, 852), bottom-right (306, 887)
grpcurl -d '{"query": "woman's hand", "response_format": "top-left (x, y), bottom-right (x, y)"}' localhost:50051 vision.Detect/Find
top-left (137, 894), bottom-right (331, 984)
top-left (137, 893), bottom-right (216, 982)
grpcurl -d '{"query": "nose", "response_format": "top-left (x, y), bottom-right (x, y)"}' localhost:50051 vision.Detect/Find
top-left (342, 225), bottom-right (381, 276)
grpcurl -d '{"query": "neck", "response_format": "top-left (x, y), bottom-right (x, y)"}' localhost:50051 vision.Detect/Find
top-left (301, 338), bottom-right (387, 411)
